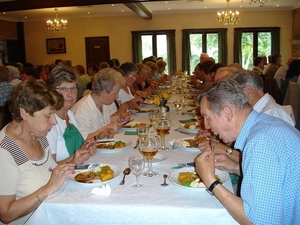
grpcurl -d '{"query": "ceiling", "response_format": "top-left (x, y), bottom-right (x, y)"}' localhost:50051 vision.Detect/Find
top-left (0, 0), bottom-right (299, 22)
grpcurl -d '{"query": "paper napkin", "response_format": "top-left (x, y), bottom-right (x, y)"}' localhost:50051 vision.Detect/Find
top-left (124, 131), bottom-right (137, 135)
top-left (91, 184), bottom-right (111, 196)
top-left (179, 119), bottom-right (197, 123)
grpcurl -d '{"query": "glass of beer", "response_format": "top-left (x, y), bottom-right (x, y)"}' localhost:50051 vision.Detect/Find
top-left (138, 135), bottom-right (160, 177)
top-left (154, 119), bottom-right (171, 151)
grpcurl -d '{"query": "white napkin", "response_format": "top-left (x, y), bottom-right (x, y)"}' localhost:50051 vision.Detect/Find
top-left (91, 184), bottom-right (111, 196)
top-left (169, 139), bottom-right (175, 146)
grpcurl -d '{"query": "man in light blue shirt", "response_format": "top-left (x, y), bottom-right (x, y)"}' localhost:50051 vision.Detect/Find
top-left (196, 78), bottom-right (300, 224)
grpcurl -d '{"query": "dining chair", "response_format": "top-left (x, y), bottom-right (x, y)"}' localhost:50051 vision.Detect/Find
top-left (283, 81), bottom-right (300, 124)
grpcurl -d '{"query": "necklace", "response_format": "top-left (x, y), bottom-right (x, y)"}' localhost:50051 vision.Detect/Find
top-left (8, 123), bottom-right (39, 147)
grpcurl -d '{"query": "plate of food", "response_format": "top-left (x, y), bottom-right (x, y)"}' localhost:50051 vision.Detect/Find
top-left (129, 109), bottom-right (159, 116)
top-left (96, 139), bottom-right (132, 152)
top-left (141, 99), bottom-right (159, 108)
top-left (185, 100), bottom-right (196, 106)
top-left (178, 122), bottom-right (201, 134)
top-left (169, 167), bottom-right (229, 189)
top-left (173, 136), bottom-right (206, 151)
top-left (67, 164), bottom-right (122, 186)
top-left (121, 121), bottom-right (148, 131)
top-left (185, 107), bottom-right (199, 114)
top-left (184, 94), bottom-right (196, 99)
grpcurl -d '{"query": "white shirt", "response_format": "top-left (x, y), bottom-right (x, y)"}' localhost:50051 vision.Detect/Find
top-left (117, 86), bottom-right (134, 103)
top-left (254, 93), bottom-right (295, 126)
top-left (71, 93), bottom-right (111, 139)
top-left (46, 110), bottom-right (78, 162)
top-left (274, 64), bottom-right (288, 88)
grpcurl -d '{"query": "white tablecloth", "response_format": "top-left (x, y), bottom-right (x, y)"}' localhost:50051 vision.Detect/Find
top-left (26, 99), bottom-right (238, 225)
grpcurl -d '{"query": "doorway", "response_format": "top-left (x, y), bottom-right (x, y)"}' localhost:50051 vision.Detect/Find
top-left (85, 36), bottom-right (110, 69)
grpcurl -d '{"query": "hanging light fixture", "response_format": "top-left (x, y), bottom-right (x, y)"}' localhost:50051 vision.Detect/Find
top-left (217, 0), bottom-right (240, 25)
top-left (46, 9), bottom-right (68, 33)
top-left (248, 0), bottom-right (268, 4)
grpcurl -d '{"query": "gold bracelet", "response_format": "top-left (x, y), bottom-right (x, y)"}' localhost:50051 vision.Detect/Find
top-left (36, 195), bottom-right (43, 203)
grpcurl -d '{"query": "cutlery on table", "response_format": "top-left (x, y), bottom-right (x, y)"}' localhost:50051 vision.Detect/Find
top-left (119, 168), bottom-right (131, 185)
top-left (161, 174), bottom-right (169, 186)
top-left (122, 119), bottom-right (134, 126)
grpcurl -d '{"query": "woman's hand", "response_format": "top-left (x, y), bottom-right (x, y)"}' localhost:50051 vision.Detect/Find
top-left (46, 164), bottom-right (75, 192)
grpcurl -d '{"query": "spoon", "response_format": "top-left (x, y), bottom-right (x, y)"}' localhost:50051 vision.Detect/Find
top-left (161, 174), bottom-right (169, 186)
top-left (119, 168), bottom-right (131, 185)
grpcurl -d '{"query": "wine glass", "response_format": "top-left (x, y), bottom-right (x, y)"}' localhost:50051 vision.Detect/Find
top-left (137, 126), bottom-right (149, 139)
top-left (148, 111), bottom-right (159, 132)
top-left (154, 119), bottom-right (171, 151)
top-left (173, 99), bottom-right (183, 115)
top-left (128, 156), bottom-right (145, 188)
top-left (138, 135), bottom-right (160, 177)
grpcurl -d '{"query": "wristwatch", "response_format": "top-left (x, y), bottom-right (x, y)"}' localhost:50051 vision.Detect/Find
top-left (206, 180), bottom-right (222, 196)
top-left (226, 147), bottom-right (233, 156)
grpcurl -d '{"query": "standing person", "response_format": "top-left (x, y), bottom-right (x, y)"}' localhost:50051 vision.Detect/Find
top-left (0, 80), bottom-right (75, 224)
top-left (195, 78), bottom-right (300, 224)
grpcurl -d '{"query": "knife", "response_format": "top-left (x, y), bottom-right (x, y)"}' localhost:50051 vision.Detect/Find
top-left (96, 140), bottom-right (115, 144)
top-left (122, 119), bottom-right (134, 126)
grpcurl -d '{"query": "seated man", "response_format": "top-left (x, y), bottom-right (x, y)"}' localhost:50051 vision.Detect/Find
top-left (71, 68), bottom-right (130, 139)
top-left (196, 78), bottom-right (300, 224)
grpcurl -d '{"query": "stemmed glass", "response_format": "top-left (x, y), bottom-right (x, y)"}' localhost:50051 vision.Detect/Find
top-left (138, 135), bottom-right (160, 177)
top-left (154, 119), bottom-right (171, 151)
top-left (128, 156), bottom-right (145, 188)
top-left (173, 99), bottom-right (183, 115)
top-left (148, 111), bottom-right (159, 132)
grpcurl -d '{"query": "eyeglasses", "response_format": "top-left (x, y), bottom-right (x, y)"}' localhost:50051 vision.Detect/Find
top-left (55, 87), bottom-right (77, 93)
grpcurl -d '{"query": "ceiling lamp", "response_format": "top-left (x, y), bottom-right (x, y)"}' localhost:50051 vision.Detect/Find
top-left (46, 9), bottom-right (68, 33)
top-left (217, 0), bottom-right (240, 25)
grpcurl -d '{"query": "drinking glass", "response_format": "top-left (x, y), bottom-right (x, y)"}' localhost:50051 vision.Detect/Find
top-left (137, 126), bottom-right (149, 140)
top-left (128, 156), bottom-right (145, 188)
top-left (154, 119), bottom-right (171, 151)
top-left (173, 99), bottom-right (183, 115)
top-left (138, 135), bottom-right (160, 177)
top-left (148, 111), bottom-right (159, 132)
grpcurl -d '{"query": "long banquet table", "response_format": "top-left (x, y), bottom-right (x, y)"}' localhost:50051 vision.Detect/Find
top-left (25, 95), bottom-right (238, 225)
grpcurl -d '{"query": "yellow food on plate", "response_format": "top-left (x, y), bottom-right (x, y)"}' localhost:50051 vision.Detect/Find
top-left (178, 171), bottom-right (220, 187)
top-left (75, 165), bottom-right (114, 183)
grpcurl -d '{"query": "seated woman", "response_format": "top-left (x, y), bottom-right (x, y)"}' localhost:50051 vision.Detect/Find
top-left (46, 65), bottom-right (112, 165)
top-left (71, 68), bottom-right (130, 139)
top-left (0, 80), bottom-right (75, 224)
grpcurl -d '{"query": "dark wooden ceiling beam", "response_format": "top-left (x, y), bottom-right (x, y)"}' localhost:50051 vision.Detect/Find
top-left (0, 0), bottom-right (171, 12)
top-left (124, 2), bottom-right (152, 19)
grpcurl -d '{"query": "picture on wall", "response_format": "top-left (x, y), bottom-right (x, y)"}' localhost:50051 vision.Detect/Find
top-left (46, 38), bottom-right (66, 54)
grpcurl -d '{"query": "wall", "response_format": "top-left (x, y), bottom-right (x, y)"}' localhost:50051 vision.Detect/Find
top-left (0, 20), bottom-right (17, 40)
top-left (22, 9), bottom-right (293, 70)
top-left (292, 8), bottom-right (300, 57)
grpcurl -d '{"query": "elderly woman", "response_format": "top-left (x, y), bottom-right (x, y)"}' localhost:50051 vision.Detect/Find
top-left (46, 65), bottom-right (111, 165)
top-left (0, 80), bottom-right (75, 224)
top-left (71, 68), bottom-right (129, 139)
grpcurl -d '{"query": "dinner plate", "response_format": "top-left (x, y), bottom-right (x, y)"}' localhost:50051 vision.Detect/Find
top-left (141, 99), bottom-right (159, 108)
top-left (151, 154), bottom-right (167, 164)
top-left (121, 121), bottom-right (148, 131)
top-left (173, 136), bottom-right (200, 151)
top-left (169, 167), bottom-right (229, 190)
top-left (178, 124), bottom-right (200, 134)
top-left (185, 107), bottom-right (198, 114)
top-left (185, 100), bottom-right (196, 106)
top-left (67, 163), bottom-right (122, 186)
top-left (96, 138), bottom-right (132, 152)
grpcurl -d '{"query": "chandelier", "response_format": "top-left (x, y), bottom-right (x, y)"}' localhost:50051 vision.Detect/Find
top-left (217, 0), bottom-right (240, 25)
top-left (248, 0), bottom-right (267, 4)
top-left (46, 9), bottom-right (68, 32)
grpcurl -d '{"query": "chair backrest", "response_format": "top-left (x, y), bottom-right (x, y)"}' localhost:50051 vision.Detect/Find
top-left (282, 105), bottom-right (296, 125)
top-left (0, 106), bottom-right (5, 130)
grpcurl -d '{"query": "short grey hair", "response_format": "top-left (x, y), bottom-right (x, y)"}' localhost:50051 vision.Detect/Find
top-left (6, 65), bottom-right (19, 79)
top-left (229, 69), bottom-right (263, 91)
top-left (203, 78), bottom-right (252, 116)
top-left (92, 68), bottom-right (125, 95)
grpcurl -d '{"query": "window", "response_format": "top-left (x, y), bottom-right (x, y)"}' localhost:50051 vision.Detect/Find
top-left (234, 27), bottom-right (280, 70)
top-left (182, 29), bottom-right (227, 75)
top-left (132, 30), bottom-right (176, 74)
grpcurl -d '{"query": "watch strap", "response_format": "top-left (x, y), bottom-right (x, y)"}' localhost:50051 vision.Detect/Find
top-left (206, 180), bottom-right (222, 196)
